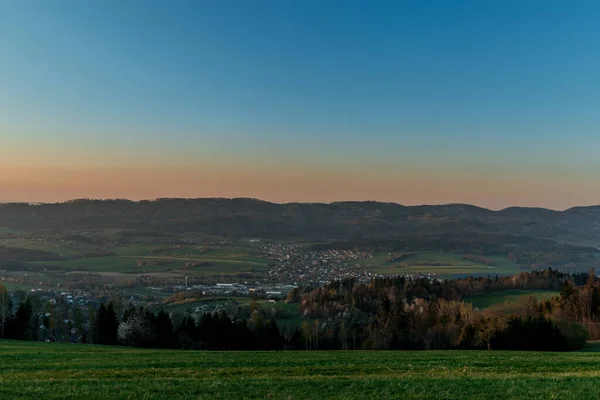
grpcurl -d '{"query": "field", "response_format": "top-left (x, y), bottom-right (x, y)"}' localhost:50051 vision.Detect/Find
top-left (361, 251), bottom-right (522, 277)
top-left (2, 341), bottom-right (600, 399)
top-left (0, 235), bottom-right (270, 290)
top-left (15, 241), bottom-right (272, 284)
top-left (467, 290), bottom-right (559, 313)
top-left (2, 233), bottom-right (528, 282)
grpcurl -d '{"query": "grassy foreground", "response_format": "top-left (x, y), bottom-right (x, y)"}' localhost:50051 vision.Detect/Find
top-left (2, 342), bottom-right (600, 399)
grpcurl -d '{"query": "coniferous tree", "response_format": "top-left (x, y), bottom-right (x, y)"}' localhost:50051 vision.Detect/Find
top-left (0, 284), bottom-right (12, 340)
top-left (105, 303), bottom-right (119, 345)
top-left (155, 310), bottom-right (177, 348)
top-left (94, 303), bottom-right (107, 344)
top-left (7, 299), bottom-right (35, 341)
top-left (177, 315), bottom-right (200, 349)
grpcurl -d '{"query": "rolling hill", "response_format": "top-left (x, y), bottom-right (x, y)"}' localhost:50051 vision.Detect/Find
top-left (1, 198), bottom-right (600, 246)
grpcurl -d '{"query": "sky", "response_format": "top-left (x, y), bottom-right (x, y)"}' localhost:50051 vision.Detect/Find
top-left (1, 0), bottom-right (600, 210)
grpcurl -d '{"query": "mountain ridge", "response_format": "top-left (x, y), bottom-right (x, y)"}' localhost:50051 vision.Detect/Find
top-left (3, 197), bottom-right (596, 212)
top-left (1, 198), bottom-right (600, 246)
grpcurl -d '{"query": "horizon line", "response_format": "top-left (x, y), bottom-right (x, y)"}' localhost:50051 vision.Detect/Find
top-left (0, 197), bottom-right (594, 213)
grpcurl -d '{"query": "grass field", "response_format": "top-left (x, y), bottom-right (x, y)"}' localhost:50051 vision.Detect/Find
top-left (361, 251), bottom-right (522, 277)
top-left (2, 341), bottom-right (600, 399)
top-left (5, 235), bottom-right (522, 280)
top-left (34, 256), bottom-right (141, 272)
top-left (467, 290), bottom-right (559, 311)
top-left (23, 243), bottom-right (271, 281)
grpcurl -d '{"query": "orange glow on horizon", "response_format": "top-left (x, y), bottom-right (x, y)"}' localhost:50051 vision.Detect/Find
top-left (1, 165), bottom-right (598, 210)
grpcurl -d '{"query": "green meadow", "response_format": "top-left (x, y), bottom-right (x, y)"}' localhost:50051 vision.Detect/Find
top-left (362, 251), bottom-right (522, 277)
top-left (1, 341), bottom-right (600, 399)
top-left (20, 243), bottom-right (271, 280)
top-left (467, 289), bottom-right (559, 312)
top-left (3, 234), bottom-right (527, 281)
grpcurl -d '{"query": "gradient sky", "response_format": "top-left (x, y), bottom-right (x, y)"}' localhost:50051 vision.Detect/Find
top-left (2, 0), bottom-right (600, 209)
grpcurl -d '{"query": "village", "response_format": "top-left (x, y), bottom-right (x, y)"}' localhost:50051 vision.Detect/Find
top-left (0, 240), bottom-right (444, 325)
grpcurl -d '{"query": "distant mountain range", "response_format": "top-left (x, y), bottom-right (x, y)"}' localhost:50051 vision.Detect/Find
top-left (1, 198), bottom-right (600, 246)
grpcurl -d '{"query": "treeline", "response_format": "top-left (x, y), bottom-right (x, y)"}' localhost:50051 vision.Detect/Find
top-left (2, 269), bottom-right (599, 352)
top-left (355, 297), bottom-right (580, 351)
top-left (552, 271), bottom-right (600, 339)
top-left (288, 269), bottom-right (596, 351)
top-left (0, 291), bottom-right (290, 350)
top-left (92, 302), bottom-right (287, 350)
top-left (0, 297), bottom-right (39, 341)
top-left (294, 269), bottom-right (568, 318)
top-left (0, 289), bottom-right (88, 343)
top-left (85, 269), bottom-right (597, 351)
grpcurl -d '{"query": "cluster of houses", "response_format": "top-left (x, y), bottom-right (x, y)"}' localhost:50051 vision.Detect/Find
top-left (250, 242), bottom-right (304, 262)
top-left (248, 242), bottom-right (445, 286)
top-left (168, 282), bottom-right (297, 301)
top-left (261, 246), bottom-right (374, 285)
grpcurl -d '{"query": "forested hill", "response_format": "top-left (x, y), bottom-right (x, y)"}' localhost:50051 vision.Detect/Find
top-left (1, 198), bottom-right (600, 245)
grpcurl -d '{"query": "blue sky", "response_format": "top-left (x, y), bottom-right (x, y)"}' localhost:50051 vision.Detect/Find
top-left (1, 1), bottom-right (600, 207)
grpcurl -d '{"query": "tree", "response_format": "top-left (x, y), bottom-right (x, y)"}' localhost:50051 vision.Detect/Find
top-left (44, 300), bottom-right (56, 341)
top-left (250, 297), bottom-right (261, 313)
top-left (87, 304), bottom-right (97, 344)
top-left (154, 310), bottom-right (176, 348)
top-left (72, 306), bottom-right (85, 342)
top-left (94, 302), bottom-right (119, 345)
top-left (7, 299), bottom-right (35, 341)
top-left (105, 303), bottom-right (119, 345)
top-left (313, 319), bottom-right (320, 350)
top-left (0, 284), bottom-right (10, 339)
top-left (177, 315), bottom-right (199, 349)
top-left (94, 303), bottom-right (107, 344)
top-left (117, 315), bottom-right (149, 348)
top-left (266, 317), bottom-right (283, 350)
top-left (524, 296), bottom-right (541, 318)
top-left (301, 321), bottom-right (313, 350)
top-left (94, 303), bottom-right (108, 344)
